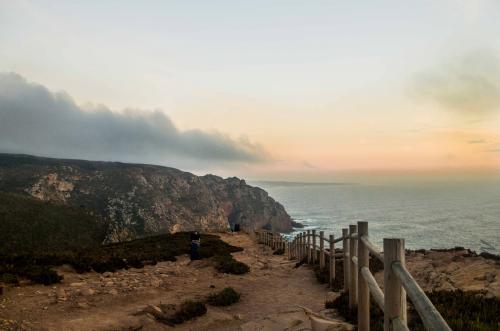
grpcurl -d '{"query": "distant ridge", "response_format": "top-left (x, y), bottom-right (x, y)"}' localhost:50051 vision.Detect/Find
top-left (251, 180), bottom-right (355, 187)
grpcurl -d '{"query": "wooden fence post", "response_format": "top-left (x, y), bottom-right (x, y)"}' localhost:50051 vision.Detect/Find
top-left (301, 232), bottom-right (304, 261)
top-left (349, 224), bottom-right (358, 309)
top-left (300, 233), bottom-right (304, 260)
top-left (312, 229), bottom-right (317, 264)
top-left (296, 236), bottom-right (299, 259)
top-left (319, 231), bottom-right (325, 269)
top-left (329, 234), bottom-right (335, 288)
top-left (358, 222), bottom-right (369, 331)
top-left (297, 235), bottom-right (300, 260)
top-left (342, 228), bottom-right (349, 292)
top-left (294, 236), bottom-right (298, 259)
top-left (304, 231), bottom-right (307, 262)
top-left (295, 237), bottom-right (298, 259)
top-left (384, 238), bottom-right (407, 331)
top-left (303, 232), bottom-right (307, 260)
top-left (307, 230), bottom-right (311, 264)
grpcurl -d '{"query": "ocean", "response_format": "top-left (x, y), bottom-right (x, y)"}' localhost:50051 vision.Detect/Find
top-left (253, 180), bottom-right (500, 254)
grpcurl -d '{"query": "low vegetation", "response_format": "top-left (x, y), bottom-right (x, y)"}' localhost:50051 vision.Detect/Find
top-left (273, 248), bottom-right (285, 255)
top-left (208, 287), bottom-right (241, 306)
top-left (313, 253), bottom-right (384, 289)
top-left (326, 290), bottom-right (500, 331)
top-left (213, 254), bottom-right (250, 275)
top-left (0, 194), bottom-right (244, 285)
top-left (155, 300), bottom-right (207, 326)
top-left (0, 192), bottom-right (106, 254)
top-left (0, 273), bottom-right (18, 285)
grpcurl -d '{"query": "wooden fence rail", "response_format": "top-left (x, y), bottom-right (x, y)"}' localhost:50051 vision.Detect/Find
top-left (254, 221), bottom-right (451, 331)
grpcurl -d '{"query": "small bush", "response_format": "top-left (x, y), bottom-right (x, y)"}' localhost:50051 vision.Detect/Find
top-left (294, 257), bottom-right (307, 268)
top-left (0, 273), bottom-right (19, 285)
top-left (208, 287), bottom-right (241, 306)
top-left (327, 289), bottom-right (500, 331)
top-left (273, 248), bottom-right (284, 255)
top-left (214, 254), bottom-right (250, 275)
top-left (164, 300), bottom-right (207, 325)
top-left (314, 264), bottom-right (330, 284)
top-left (126, 256), bottom-right (145, 269)
top-left (325, 299), bottom-right (335, 309)
top-left (91, 256), bottom-right (128, 273)
top-left (25, 266), bottom-right (62, 285)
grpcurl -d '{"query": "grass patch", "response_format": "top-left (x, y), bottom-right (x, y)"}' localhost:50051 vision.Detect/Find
top-left (326, 290), bottom-right (500, 331)
top-left (0, 192), bottom-right (107, 255)
top-left (168, 300), bottom-right (207, 325)
top-left (0, 231), bottom-right (243, 285)
top-left (0, 273), bottom-right (19, 285)
top-left (155, 300), bottom-right (207, 325)
top-left (208, 287), bottom-right (241, 306)
top-left (25, 266), bottom-right (63, 285)
top-left (214, 254), bottom-right (250, 275)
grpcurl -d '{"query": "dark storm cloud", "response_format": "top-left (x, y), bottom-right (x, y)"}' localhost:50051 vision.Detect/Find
top-left (414, 50), bottom-right (500, 116)
top-left (0, 73), bottom-right (269, 166)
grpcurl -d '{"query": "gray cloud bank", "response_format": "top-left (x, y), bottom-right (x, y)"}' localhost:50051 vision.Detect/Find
top-left (414, 50), bottom-right (500, 116)
top-left (0, 73), bottom-right (268, 168)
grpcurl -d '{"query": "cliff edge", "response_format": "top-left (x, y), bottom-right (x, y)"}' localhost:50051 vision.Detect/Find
top-left (0, 154), bottom-right (296, 241)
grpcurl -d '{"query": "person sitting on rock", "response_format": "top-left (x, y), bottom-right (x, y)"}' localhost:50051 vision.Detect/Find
top-left (190, 231), bottom-right (201, 260)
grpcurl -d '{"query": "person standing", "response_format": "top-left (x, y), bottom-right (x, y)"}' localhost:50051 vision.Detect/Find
top-left (190, 231), bottom-right (201, 260)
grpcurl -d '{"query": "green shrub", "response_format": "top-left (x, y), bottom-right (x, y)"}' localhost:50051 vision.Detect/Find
top-left (273, 248), bottom-right (284, 255)
top-left (312, 255), bottom-right (380, 291)
top-left (158, 300), bottom-right (207, 325)
top-left (0, 231), bottom-right (243, 284)
top-left (313, 264), bottom-right (330, 284)
top-left (327, 290), bottom-right (500, 331)
top-left (0, 273), bottom-right (19, 285)
top-left (214, 254), bottom-right (250, 275)
top-left (25, 266), bottom-right (62, 285)
top-left (91, 256), bottom-right (128, 273)
top-left (208, 287), bottom-right (241, 306)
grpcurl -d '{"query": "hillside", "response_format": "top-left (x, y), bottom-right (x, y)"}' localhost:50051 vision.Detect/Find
top-left (0, 192), bottom-right (106, 254)
top-left (0, 154), bottom-right (298, 242)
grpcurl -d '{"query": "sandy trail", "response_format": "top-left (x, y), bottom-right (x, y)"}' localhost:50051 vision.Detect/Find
top-left (0, 233), bottom-right (348, 331)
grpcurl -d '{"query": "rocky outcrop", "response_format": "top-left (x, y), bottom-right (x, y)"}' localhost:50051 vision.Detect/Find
top-left (0, 154), bottom-right (295, 241)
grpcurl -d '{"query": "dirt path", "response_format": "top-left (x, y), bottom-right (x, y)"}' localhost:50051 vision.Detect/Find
top-left (0, 233), bottom-right (350, 331)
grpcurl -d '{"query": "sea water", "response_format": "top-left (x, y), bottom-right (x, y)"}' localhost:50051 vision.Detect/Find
top-left (253, 180), bottom-right (500, 254)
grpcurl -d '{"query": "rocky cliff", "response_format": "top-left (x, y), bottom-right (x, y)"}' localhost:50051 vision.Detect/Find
top-left (0, 154), bottom-right (297, 242)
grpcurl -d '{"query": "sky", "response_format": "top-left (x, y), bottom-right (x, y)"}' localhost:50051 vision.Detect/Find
top-left (1, 0), bottom-right (500, 181)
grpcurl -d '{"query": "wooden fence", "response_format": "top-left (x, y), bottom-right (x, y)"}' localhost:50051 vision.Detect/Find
top-left (255, 222), bottom-right (451, 331)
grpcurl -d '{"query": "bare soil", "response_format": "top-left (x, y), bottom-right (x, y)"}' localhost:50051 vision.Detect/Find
top-left (2, 234), bottom-right (497, 331)
top-left (0, 233), bottom-right (349, 331)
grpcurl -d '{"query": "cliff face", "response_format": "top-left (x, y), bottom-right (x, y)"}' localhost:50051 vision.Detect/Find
top-left (0, 154), bottom-right (295, 242)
